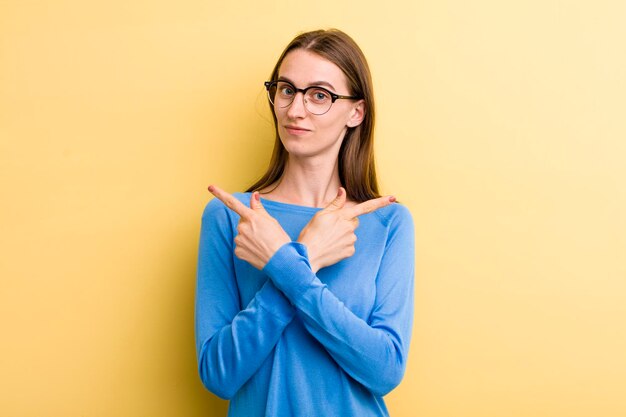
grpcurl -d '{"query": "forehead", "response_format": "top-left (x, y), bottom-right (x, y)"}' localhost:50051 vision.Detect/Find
top-left (278, 49), bottom-right (348, 90)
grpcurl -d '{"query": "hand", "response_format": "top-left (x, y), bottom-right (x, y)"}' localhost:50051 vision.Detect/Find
top-left (297, 188), bottom-right (396, 273)
top-left (208, 185), bottom-right (291, 270)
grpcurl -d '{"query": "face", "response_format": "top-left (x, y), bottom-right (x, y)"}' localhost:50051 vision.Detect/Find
top-left (274, 49), bottom-right (365, 161)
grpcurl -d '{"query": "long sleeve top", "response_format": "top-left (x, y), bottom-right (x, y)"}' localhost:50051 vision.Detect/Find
top-left (195, 192), bottom-right (415, 417)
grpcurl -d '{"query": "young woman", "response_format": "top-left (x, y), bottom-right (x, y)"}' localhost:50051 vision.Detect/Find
top-left (195, 29), bottom-right (415, 417)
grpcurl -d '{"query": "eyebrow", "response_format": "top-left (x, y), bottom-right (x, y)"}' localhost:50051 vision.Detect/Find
top-left (277, 76), bottom-right (337, 91)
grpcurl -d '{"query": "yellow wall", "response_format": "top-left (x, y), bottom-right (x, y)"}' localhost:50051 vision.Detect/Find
top-left (1, 0), bottom-right (625, 416)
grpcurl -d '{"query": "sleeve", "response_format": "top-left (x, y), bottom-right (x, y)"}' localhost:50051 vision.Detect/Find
top-left (262, 205), bottom-right (415, 397)
top-left (195, 198), bottom-right (296, 399)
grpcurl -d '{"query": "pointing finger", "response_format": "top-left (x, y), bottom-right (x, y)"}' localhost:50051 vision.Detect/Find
top-left (346, 195), bottom-right (396, 218)
top-left (249, 191), bottom-right (267, 213)
top-left (208, 184), bottom-right (253, 218)
top-left (324, 187), bottom-right (347, 211)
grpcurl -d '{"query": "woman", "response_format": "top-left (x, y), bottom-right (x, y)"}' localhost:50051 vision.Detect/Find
top-left (195, 29), bottom-right (414, 417)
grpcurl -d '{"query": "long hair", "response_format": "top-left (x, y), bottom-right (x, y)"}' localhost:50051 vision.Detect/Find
top-left (247, 29), bottom-right (379, 202)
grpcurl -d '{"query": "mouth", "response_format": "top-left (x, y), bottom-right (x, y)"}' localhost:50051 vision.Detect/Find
top-left (283, 125), bottom-right (311, 135)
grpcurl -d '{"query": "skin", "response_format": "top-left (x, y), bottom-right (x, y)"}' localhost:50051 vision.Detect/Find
top-left (261, 49), bottom-right (366, 208)
top-left (275, 49), bottom-right (364, 165)
top-left (208, 49), bottom-right (395, 272)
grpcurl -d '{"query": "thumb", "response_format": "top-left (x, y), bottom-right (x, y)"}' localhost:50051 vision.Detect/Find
top-left (250, 191), bottom-right (267, 213)
top-left (325, 187), bottom-right (347, 211)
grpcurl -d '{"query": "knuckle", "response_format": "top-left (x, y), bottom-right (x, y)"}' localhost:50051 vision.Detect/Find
top-left (357, 203), bottom-right (370, 212)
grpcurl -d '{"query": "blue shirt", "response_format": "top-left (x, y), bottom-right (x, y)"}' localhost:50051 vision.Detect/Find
top-left (195, 193), bottom-right (415, 417)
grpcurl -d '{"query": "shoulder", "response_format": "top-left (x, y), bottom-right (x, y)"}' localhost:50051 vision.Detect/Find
top-left (371, 202), bottom-right (414, 230)
top-left (372, 203), bottom-right (415, 252)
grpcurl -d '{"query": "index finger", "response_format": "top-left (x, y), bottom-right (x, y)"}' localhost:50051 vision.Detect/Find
top-left (345, 195), bottom-right (396, 218)
top-left (208, 184), bottom-right (253, 218)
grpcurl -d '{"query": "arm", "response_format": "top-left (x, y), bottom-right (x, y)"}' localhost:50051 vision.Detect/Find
top-left (195, 198), bottom-right (295, 399)
top-left (263, 206), bottom-right (415, 396)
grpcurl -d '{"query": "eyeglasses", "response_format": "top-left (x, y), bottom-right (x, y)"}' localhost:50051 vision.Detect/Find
top-left (264, 80), bottom-right (361, 115)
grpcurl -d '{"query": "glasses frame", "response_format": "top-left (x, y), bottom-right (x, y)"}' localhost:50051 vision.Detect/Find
top-left (264, 80), bottom-right (361, 115)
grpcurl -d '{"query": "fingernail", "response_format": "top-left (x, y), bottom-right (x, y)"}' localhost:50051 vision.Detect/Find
top-left (254, 192), bottom-right (260, 201)
top-left (208, 185), bottom-right (215, 193)
top-left (389, 196), bottom-right (396, 203)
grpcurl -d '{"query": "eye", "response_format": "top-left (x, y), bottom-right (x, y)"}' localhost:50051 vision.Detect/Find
top-left (309, 88), bottom-right (331, 103)
top-left (277, 83), bottom-right (295, 97)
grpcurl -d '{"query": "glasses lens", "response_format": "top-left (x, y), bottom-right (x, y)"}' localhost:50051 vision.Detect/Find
top-left (304, 88), bottom-right (332, 115)
top-left (270, 81), bottom-right (295, 108)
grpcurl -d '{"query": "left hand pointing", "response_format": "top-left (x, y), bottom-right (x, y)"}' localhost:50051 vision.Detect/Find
top-left (208, 185), bottom-right (291, 270)
top-left (297, 187), bottom-right (396, 273)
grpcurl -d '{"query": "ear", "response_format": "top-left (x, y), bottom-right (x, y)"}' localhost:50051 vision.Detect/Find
top-left (346, 99), bottom-right (366, 128)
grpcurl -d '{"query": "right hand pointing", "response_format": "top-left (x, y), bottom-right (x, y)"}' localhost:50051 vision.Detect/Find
top-left (208, 185), bottom-right (291, 270)
top-left (297, 188), bottom-right (396, 273)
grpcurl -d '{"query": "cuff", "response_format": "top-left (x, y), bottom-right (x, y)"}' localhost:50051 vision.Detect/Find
top-left (262, 242), bottom-right (315, 302)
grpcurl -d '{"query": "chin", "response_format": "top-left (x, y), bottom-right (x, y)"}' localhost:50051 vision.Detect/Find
top-left (281, 141), bottom-right (317, 158)
top-left (279, 129), bottom-right (345, 160)
top-left (283, 142), bottom-right (342, 162)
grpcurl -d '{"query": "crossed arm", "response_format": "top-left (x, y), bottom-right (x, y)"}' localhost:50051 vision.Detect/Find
top-left (196, 185), bottom-right (413, 398)
top-left (208, 185), bottom-right (395, 272)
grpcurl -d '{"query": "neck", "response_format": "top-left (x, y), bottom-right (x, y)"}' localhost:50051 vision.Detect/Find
top-left (265, 155), bottom-right (342, 208)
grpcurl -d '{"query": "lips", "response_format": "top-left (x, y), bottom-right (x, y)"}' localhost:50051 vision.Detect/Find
top-left (283, 125), bottom-right (311, 135)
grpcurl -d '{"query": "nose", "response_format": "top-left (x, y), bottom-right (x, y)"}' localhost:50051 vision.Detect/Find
top-left (286, 92), bottom-right (307, 119)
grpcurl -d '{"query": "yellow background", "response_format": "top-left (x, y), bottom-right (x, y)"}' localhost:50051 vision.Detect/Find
top-left (1, 0), bottom-right (625, 416)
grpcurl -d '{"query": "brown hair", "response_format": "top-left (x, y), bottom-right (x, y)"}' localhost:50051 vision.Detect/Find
top-left (247, 29), bottom-right (379, 202)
